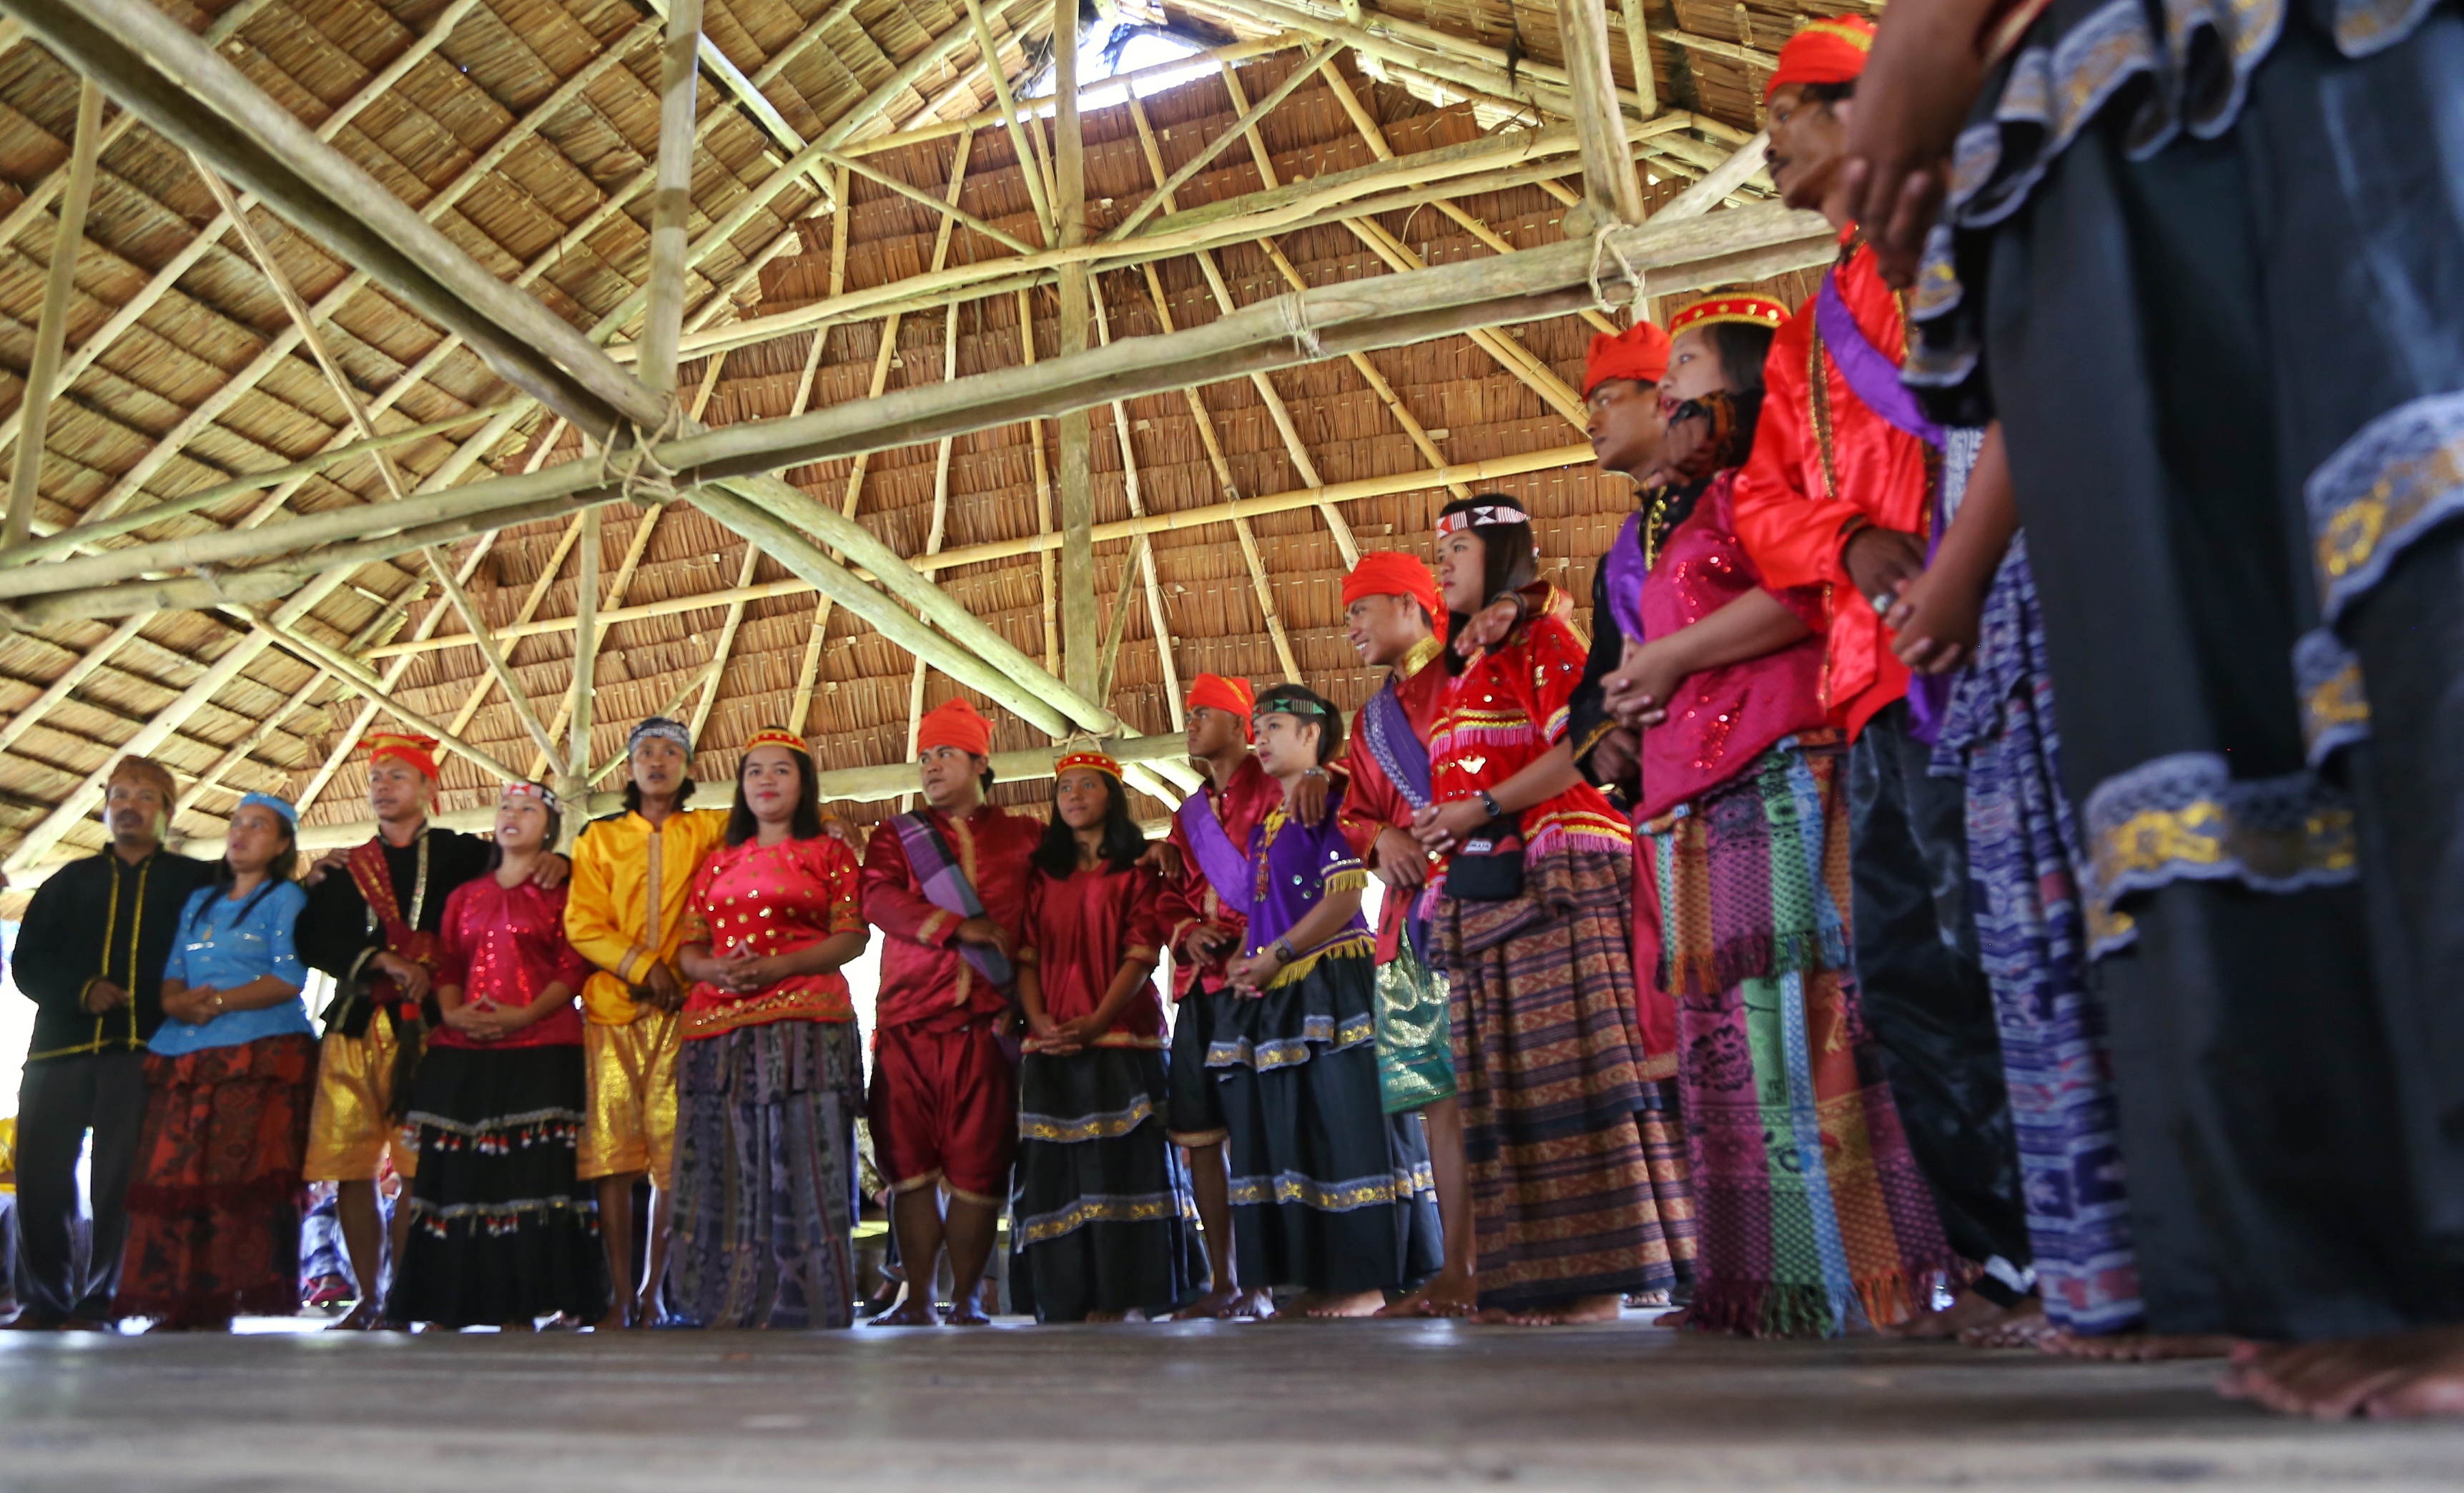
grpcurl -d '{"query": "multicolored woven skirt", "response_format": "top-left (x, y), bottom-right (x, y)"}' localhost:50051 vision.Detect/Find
top-left (113, 1033), bottom-right (317, 1327)
top-left (669, 1017), bottom-right (861, 1329)
top-left (1429, 847), bottom-right (1697, 1311)
top-left (389, 1043), bottom-right (606, 1328)
top-left (1374, 940), bottom-right (1457, 1113)
top-left (1645, 736), bottom-right (1955, 1336)
top-left (1009, 1045), bottom-right (1204, 1321)
top-left (1931, 541), bottom-right (2142, 1334)
top-left (1208, 948), bottom-right (1442, 1296)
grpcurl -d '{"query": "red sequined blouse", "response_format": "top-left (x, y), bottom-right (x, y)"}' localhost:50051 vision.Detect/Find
top-left (430, 875), bottom-right (591, 1049)
top-left (1431, 612), bottom-right (1632, 859)
top-left (680, 834), bottom-right (864, 1039)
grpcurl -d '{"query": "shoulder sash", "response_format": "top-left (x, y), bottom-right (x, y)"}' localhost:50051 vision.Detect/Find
top-left (1174, 787), bottom-right (1254, 920)
top-left (1815, 268), bottom-right (1943, 450)
top-left (892, 812), bottom-right (1013, 989)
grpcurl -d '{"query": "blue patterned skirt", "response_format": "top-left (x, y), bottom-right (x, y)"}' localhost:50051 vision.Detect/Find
top-left (667, 1018), bottom-right (861, 1329)
top-left (1931, 540), bottom-right (2142, 1334)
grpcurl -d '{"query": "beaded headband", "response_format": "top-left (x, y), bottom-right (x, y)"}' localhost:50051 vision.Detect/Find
top-left (1053, 749), bottom-right (1123, 780)
top-left (628, 716), bottom-right (692, 756)
top-left (1436, 502), bottom-right (1531, 536)
top-left (1669, 294), bottom-right (1790, 336)
top-left (502, 779), bottom-right (561, 814)
top-left (744, 727), bottom-right (808, 757)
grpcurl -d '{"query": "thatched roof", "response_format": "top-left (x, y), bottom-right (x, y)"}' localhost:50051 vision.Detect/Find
top-left (0, 0), bottom-right (1858, 906)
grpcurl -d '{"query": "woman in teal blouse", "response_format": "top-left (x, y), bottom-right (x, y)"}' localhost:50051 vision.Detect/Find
top-left (113, 794), bottom-right (319, 1329)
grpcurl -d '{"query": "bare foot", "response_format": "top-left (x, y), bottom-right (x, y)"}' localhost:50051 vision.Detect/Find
top-left (633, 1287), bottom-right (663, 1329)
top-left (2222, 1330), bottom-right (2464, 1418)
top-left (1625, 1289), bottom-right (1672, 1309)
top-left (1654, 1306), bottom-right (1692, 1329)
top-left (1233, 1288), bottom-right (1276, 1319)
top-left (1176, 1285), bottom-right (1244, 1320)
top-left (1961, 1296), bottom-right (2054, 1349)
top-left (2357, 1327), bottom-right (2464, 1419)
top-left (1378, 1270), bottom-right (1482, 1319)
top-left (2042, 1331), bottom-right (2242, 1361)
top-left (1499, 1294), bottom-right (1624, 1326)
top-left (867, 1294), bottom-right (941, 1328)
top-left (1301, 1289), bottom-right (1386, 1319)
top-left (329, 1302), bottom-right (385, 1332)
top-left (1877, 1287), bottom-right (2009, 1341)
top-left (945, 1293), bottom-right (993, 1326)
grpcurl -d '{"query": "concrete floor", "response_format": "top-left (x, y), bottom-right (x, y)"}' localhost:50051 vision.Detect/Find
top-left (3, 1316), bottom-right (2460, 1491)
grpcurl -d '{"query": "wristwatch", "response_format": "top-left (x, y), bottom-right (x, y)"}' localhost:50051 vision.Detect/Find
top-left (1477, 789), bottom-right (1505, 820)
top-left (1270, 936), bottom-right (1298, 964)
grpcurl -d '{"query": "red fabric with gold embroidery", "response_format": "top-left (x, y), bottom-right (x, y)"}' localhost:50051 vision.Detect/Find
top-left (1018, 864), bottom-right (1167, 1048)
top-left (345, 838), bottom-right (442, 1022)
top-left (1730, 235), bottom-right (1931, 739)
top-left (862, 804), bottom-right (1040, 1030)
top-left (680, 835), bottom-right (864, 1038)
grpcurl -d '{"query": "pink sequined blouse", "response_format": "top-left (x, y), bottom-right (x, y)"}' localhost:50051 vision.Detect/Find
top-left (1634, 470), bottom-right (1832, 822)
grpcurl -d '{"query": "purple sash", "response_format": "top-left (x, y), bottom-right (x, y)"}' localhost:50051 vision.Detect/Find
top-left (1175, 789), bottom-right (1253, 920)
top-left (891, 812), bottom-right (1012, 988)
top-left (1361, 680), bottom-right (1439, 961)
top-left (1815, 271), bottom-right (1943, 450)
top-left (1601, 511), bottom-right (1647, 646)
top-left (1816, 268), bottom-right (1953, 743)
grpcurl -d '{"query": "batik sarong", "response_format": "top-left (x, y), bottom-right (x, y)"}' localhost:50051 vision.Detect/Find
top-left (669, 1017), bottom-right (860, 1329)
top-left (1645, 736), bottom-right (1954, 1336)
top-left (1930, 541), bottom-right (2142, 1334)
top-left (1009, 1045), bottom-right (1203, 1321)
top-left (1429, 847), bottom-right (1694, 1310)
top-left (113, 1033), bottom-right (317, 1326)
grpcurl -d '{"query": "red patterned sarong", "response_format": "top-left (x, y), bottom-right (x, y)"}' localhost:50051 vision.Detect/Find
top-left (114, 1034), bottom-right (318, 1326)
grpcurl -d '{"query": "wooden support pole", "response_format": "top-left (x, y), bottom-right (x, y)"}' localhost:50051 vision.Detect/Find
top-left (1556, 0), bottom-right (1652, 225)
top-left (1085, 277), bottom-right (1185, 724)
top-left (1053, 0), bottom-right (1098, 699)
top-left (1620, 0), bottom-right (1659, 122)
top-left (172, 596), bottom-right (417, 819)
top-left (1017, 287), bottom-right (1060, 672)
top-left (247, 608), bottom-right (523, 784)
top-left (641, 0), bottom-right (707, 399)
top-left (568, 507), bottom-right (601, 792)
top-left (962, 0), bottom-right (1053, 242)
top-left (2, 77), bottom-right (102, 551)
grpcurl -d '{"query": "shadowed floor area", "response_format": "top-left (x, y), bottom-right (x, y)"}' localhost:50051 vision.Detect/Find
top-left (4, 1317), bottom-right (2463, 1489)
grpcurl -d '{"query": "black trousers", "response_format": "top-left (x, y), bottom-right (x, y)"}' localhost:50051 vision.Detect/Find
top-left (1848, 701), bottom-right (2034, 1282)
top-left (11, 1051), bottom-right (147, 1325)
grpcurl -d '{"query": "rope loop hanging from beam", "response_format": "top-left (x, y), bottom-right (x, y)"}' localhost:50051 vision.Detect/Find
top-left (1587, 223), bottom-right (1647, 319)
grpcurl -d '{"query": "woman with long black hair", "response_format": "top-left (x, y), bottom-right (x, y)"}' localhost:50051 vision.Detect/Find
top-left (1008, 749), bottom-right (1202, 1322)
top-left (669, 729), bottom-right (869, 1329)
top-left (113, 792), bottom-right (317, 1330)
top-left (388, 782), bottom-right (605, 1330)
top-left (1411, 494), bottom-right (1687, 1324)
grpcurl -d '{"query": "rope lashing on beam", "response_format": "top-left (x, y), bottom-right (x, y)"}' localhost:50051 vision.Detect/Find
top-left (1587, 224), bottom-right (1647, 317)
top-left (1273, 288), bottom-right (1325, 360)
top-left (598, 400), bottom-right (690, 507)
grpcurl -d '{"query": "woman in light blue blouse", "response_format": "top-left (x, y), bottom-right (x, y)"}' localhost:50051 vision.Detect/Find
top-left (112, 794), bottom-right (319, 1329)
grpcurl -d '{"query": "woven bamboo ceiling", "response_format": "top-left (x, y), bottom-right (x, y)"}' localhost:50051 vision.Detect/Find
top-left (0, 0), bottom-right (1861, 903)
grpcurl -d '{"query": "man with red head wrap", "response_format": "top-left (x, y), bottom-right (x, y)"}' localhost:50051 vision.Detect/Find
top-left (1333, 551), bottom-right (1485, 1318)
top-left (1724, 16), bottom-right (2036, 1339)
top-left (1151, 673), bottom-right (1336, 1319)
top-left (297, 732), bottom-right (567, 1329)
top-left (862, 695), bottom-right (1040, 1325)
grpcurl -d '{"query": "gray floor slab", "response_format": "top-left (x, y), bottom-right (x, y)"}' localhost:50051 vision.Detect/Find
top-left (3, 1317), bottom-right (2460, 1490)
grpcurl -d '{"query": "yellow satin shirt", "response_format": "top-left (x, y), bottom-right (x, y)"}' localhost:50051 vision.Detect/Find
top-left (563, 805), bottom-right (731, 1025)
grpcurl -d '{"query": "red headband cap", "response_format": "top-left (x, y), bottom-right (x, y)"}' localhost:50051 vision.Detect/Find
top-left (1765, 16), bottom-right (1876, 101)
top-left (366, 731), bottom-right (441, 782)
top-left (1186, 674), bottom-right (1256, 740)
top-left (1582, 320), bottom-right (1672, 396)
top-left (917, 697), bottom-right (992, 758)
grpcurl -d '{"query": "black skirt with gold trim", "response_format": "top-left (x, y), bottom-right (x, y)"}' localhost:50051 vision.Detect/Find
top-left (1009, 1045), bottom-right (1203, 1321)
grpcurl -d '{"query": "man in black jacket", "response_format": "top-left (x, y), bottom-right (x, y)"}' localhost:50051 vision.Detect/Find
top-left (7, 757), bottom-right (215, 1329)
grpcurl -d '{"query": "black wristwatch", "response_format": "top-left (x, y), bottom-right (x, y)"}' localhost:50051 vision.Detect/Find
top-left (1477, 789), bottom-right (1504, 820)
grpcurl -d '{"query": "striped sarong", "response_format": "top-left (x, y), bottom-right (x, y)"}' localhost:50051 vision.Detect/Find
top-left (1645, 736), bottom-right (1955, 1336)
top-left (1429, 847), bottom-right (1695, 1310)
top-left (668, 1018), bottom-right (861, 1329)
